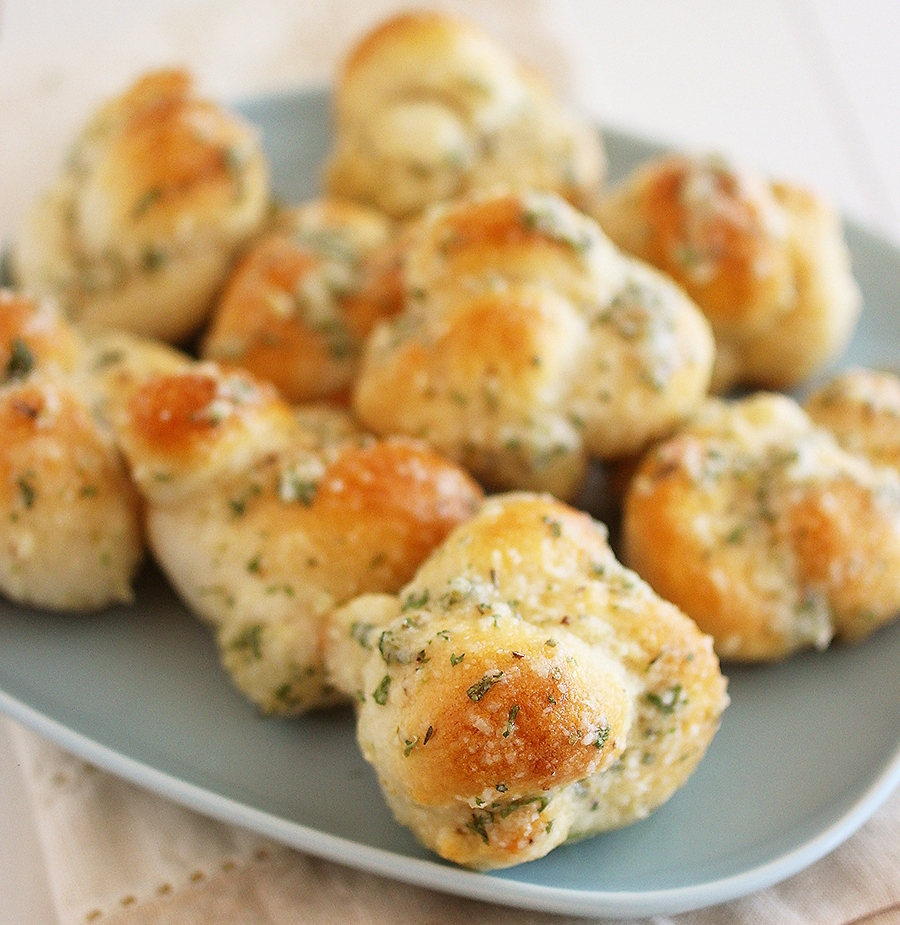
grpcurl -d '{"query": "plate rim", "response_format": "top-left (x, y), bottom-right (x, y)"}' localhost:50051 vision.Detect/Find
top-left (3, 83), bottom-right (900, 919)
top-left (5, 679), bottom-right (900, 919)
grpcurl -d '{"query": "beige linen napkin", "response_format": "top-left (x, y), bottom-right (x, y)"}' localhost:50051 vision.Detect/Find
top-left (6, 717), bottom-right (900, 925)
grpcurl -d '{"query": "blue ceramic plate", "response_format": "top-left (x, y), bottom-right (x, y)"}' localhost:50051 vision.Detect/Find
top-left (2, 88), bottom-right (900, 919)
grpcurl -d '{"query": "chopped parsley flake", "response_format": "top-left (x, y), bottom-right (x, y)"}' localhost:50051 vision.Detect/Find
top-left (378, 630), bottom-right (409, 665)
top-left (350, 621), bottom-right (377, 650)
top-left (17, 476), bottom-right (36, 509)
top-left (467, 811), bottom-right (492, 844)
top-left (141, 247), bottom-right (167, 272)
top-left (230, 624), bottom-right (264, 661)
top-left (401, 589), bottom-right (430, 612)
top-left (542, 516), bottom-right (562, 538)
top-left (278, 472), bottom-right (318, 506)
top-left (594, 723), bottom-right (611, 749)
top-left (521, 204), bottom-right (593, 253)
top-left (132, 187), bottom-right (163, 218)
top-left (373, 675), bottom-right (391, 705)
top-left (467, 670), bottom-right (504, 702)
top-left (5, 338), bottom-right (35, 382)
top-left (646, 684), bottom-right (685, 714)
top-left (494, 794), bottom-right (549, 819)
top-left (91, 349), bottom-right (124, 370)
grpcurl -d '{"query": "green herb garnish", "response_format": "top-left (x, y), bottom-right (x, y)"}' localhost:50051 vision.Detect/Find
top-left (5, 338), bottom-right (35, 382)
top-left (373, 675), bottom-right (391, 706)
top-left (401, 589), bottom-right (430, 612)
top-left (17, 476), bottom-right (36, 509)
top-left (230, 624), bottom-right (264, 661)
top-left (646, 684), bottom-right (684, 714)
top-left (467, 671), bottom-right (503, 702)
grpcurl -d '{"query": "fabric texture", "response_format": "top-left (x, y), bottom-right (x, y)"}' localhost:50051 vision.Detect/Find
top-left (6, 718), bottom-right (900, 925)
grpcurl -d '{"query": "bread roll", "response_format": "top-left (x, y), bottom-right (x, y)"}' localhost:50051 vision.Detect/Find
top-left (623, 392), bottom-right (900, 661)
top-left (0, 291), bottom-right (143, 610)
top-left (202, 198), bottom-right (395, 402)
top-left (14, 69), bottom-right (270, 343)
top-left (326, 493), bottom-right (727, 869)
top-left (353, 188), bottom-right (714, 499)
top-left (804, 367), bottom-right (900, 473)
top-left (597, 154), bottom-right (860, 392)
top-left (111, 360), bottom-right (483, 713)
top-left (326, 11), bottom-right (604, 219)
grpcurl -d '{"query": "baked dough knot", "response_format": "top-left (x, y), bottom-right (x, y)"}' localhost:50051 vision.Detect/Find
top-left (352, 188), bottom-right (714, 500)
top-left (202, 198), bottom-right (397, 404)
top-left (325, 11), bottom-right (605, 219)
top-left (14, 69), bottom-right (270, 344)
top-left (327, 493), bottom-right (727, 869)
top-left (804, 367), bottom-right (900, 473)
top-left (623, 391), bottom-right (900, 662)
top-left (109, 358), bottom-right (483, 713)
top-left (596, 153), bottom-right (860, 392)
top-left (0, 290), bottom-right (143, 610)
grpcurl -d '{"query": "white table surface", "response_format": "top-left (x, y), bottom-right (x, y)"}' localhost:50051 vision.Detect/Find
top-left (0, 2), bottom-right (898, 922)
